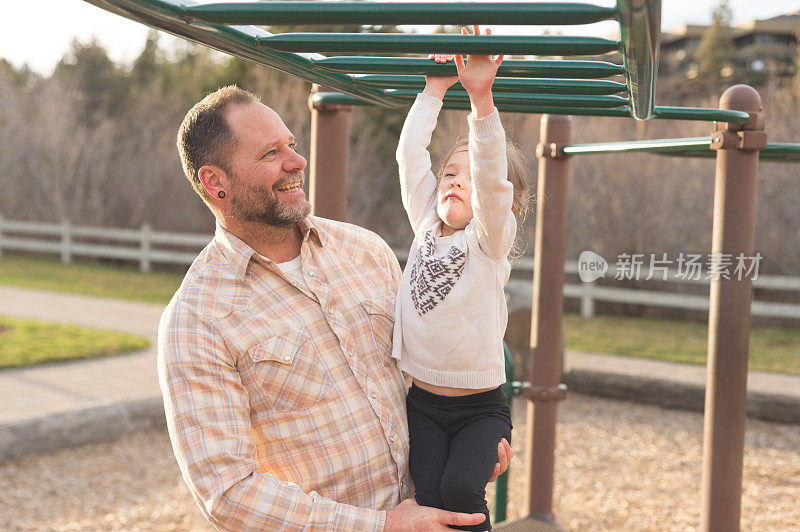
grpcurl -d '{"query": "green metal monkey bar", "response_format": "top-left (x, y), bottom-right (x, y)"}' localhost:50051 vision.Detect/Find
top-left (257, 33), bottom-right (620, 55)
top-left (352, 75), bottom-right (627, 94)
top-left (183, 2), bottom-right (618, 26)
top-left (314, 56), bottom-right (626, 77)
top-left (562, 137), bottom-right (800, 162)
top-left (81, 0), bottom-right (800, 160)
top-left (77, 0), bottom-right (710, 120)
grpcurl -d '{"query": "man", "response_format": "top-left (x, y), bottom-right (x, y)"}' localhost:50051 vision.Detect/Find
top-left (158, 85), bottom-right (511, 531)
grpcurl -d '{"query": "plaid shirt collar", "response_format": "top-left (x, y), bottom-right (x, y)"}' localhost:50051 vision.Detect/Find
top-left (214, 218), bottom-right (325, 281)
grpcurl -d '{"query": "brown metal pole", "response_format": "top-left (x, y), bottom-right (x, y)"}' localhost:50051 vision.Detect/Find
top-left (701, 85), bottom-right (766, 532)
top-left (524, 114), bottom-right (571, 519)
top-left (308, 84), bottom-right (352, 222)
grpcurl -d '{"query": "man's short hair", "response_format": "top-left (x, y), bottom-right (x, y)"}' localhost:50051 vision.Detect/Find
top-left (177, 85), bottom-right (258, 201)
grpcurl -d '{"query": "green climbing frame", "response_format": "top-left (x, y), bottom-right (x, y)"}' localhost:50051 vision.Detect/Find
top-left (77, 0), bottom-right (726, 120)
top-left (82, 0), bottom-right (800, 161)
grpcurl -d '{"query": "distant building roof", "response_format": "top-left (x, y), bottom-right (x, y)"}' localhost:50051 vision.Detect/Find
top-left (662, 25), bottom-right (707, 46)
top-left (736, 10), bottom-right (800, 33)
top-left (662, 10), bottom-right (800, 47)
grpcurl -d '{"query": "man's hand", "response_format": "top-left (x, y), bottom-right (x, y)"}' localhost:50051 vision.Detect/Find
top-left (454, 25), bottom-right (504, 118)
top-left (488, 437), bottom-right (514, 483)
top-left (423, 54), bottom-right (459, 100)
top-left (384, 498), bottom-right (486, 532)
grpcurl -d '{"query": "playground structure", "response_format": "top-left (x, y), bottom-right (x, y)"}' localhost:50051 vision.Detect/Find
top-left (80, 1), bottom-right (800, 530)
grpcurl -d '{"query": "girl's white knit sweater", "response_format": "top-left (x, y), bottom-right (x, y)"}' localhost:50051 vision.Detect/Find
top-left (390, 92), bottom-right (516, 389)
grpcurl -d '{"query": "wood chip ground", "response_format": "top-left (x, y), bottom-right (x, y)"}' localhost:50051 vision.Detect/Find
top-left (2, 393), bottom-right (798, 531)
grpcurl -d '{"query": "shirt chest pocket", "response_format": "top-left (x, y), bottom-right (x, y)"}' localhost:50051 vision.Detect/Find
top-left (360, 297), bottom-right (395, 362)
top-left (245, 329), bottom-right (331, 412)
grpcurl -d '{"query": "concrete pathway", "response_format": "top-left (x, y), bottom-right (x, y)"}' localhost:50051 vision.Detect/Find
top-left (566, 350), bottom-right (800, 401)
top-left (0, 286), bottom-right (163, 424)
top-left (0, 286), bottom-right (165, 461)
top-left (1, 285), bottom-right (798, 463)
top-left (564, 350), bottom-right (800, 424)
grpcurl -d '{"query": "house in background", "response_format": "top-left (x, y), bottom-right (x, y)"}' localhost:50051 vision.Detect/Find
top-left (659, 10), bottom-right (800, 82)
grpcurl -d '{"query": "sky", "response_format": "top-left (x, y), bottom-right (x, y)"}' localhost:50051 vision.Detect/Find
top-left (1, 0), bottom-right (798, 76)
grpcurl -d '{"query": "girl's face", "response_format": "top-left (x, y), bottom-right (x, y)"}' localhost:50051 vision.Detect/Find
top-left (436, 149), bottom-right (474, 234)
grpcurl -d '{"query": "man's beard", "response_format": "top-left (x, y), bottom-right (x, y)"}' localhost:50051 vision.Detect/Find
top-left (229, 171), bottom-right (311, 228)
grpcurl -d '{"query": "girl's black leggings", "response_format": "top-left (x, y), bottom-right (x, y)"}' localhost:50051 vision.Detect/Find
top-left (406, 383), bottom-right (513, 531)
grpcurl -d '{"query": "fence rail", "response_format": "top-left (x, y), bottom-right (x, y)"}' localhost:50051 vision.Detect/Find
top-left (1, 217), bottom-right (798, 320)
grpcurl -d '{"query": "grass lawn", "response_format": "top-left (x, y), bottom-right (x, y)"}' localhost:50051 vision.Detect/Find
top-left (0, 254), bottom-right (183, 304)
top-left (0, 316), bottom-right (150, 369)
top-left (563, 313), bottom-right (800, 376)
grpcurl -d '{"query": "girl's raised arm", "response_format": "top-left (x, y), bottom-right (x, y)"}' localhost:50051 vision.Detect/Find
top-left (455, 26), bottom-right (504, 119)
top-left (458, 26), bottom-right (516, 260)
top-left (395, 59), bottom-right (458, 234)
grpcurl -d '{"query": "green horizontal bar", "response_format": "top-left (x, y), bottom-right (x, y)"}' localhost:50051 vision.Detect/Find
top-left (352, 75), bottom-right (627, 95)
top-left (761, 143), bottom-right (800, 161)
top-left (652, 106), bottom-right (750, 125)
top-left (311, 91), bottom-right (630, 115)
top-left (259, 34), bottom-right (620, 55)
top-left (560, 138), bottom-right (800, 162)
top-left (386, 89), bottom-right (629, 108)
top-left (185, 2), bottom-right (617, 26)
top-left (647, 143), bottom-right (800, 162)
top-left (311, 92), bottom-right (760, 124)
top-left (314, 56), bottom-right (626, 78)
top-left (480, 103), bottom-right (630, 117)
top-left (563, 137), bottom-right (710, 155)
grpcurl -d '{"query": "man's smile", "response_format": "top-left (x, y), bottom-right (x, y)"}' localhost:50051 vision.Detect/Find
top-left (276, 180), bottom-right (303, 193)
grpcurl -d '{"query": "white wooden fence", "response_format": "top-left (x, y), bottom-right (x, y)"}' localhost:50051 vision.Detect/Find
top-left (0, 217), bottom-right (209, 273)
top-left (1, 216), bottom-right (799, 320)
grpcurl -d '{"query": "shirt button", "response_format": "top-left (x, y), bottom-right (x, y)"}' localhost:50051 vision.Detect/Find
top-left (308, 269), bottom-right (315, 277)
top-left (328, 307), bottom-right (336, 315)
top-left (370, 391), bottom-right (377, 399)
top-left (389, 435), bottom-right (395, 443)
top-left (283, 355), bottom-right (291, 362)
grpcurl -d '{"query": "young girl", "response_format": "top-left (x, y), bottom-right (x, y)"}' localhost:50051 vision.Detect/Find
top-left (392, 26), bottom-right (529, 532)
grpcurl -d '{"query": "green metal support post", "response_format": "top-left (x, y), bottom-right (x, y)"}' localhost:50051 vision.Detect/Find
top-left (616, 0), bottom-right (661, 119)
top-left (494, 343), bottom-right (516, 524)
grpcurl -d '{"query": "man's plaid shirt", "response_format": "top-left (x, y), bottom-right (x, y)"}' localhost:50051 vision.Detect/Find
top-left (158, 217), bottom-right (411, 531)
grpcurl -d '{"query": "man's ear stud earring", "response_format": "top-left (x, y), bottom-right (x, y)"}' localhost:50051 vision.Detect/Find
top-left (218, 191), bottom-right (226, 199)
